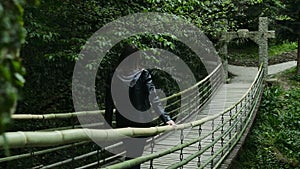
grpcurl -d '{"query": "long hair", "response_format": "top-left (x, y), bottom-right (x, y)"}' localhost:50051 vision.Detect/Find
top-left (119, 44), bottom-right (139, 61)
top-left (117, 44), bottom-right (141, 73)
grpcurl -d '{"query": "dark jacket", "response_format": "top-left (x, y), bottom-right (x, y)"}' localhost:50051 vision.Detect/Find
top-left (105, 69), bottom-right (171, 128)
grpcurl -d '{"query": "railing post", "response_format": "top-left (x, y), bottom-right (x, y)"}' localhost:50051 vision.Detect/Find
top-left (235, 106), bottom-right (238, 140)
top-left (94, 145), bottom-right (101, 167)
top-left (240, 102), bottom-right (243, 133)
top-left (101, 147), bottom-right (106, 165)
top-left (30, 148), bottom-right (35, 167)
top-left (71, 118), bottom-right (76, 168)
top-left (197, 125), bottom-right (202, 167)
top-left (96, 148), bottom-right (100, 167)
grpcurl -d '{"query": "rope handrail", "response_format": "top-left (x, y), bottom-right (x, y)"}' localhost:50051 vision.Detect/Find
top-left (179, 63), bottom-right (263, 130)
top-left (11, 64), bottom-right (222, 120)
top-left (161, 63), bottom-right (223, 101)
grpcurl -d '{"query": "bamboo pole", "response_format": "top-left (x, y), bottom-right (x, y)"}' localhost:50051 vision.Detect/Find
top-left (0, 111), bottom-right (236, 149)
top-left (12, 110), bottom-right (105, 120)
top-left (0, 126), bottom-right (173, 149)
top-left (0, 141), bottom-right (89, 162)
top-left (0, 116), bottom-right (212, 149)
top-left (76, 152), bottom-right (125, 169)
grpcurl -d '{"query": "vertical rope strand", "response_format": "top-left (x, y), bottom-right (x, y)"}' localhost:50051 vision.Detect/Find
top-left (150, 137), bottom-right (155, 169)
top-left (197, 125), bottom-right (202, 167)
top-left (180, 129), bottom-right (184, 169)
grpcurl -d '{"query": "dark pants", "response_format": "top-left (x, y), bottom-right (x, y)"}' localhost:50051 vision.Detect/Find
top-left (123, 137), bottom-right (147, 169)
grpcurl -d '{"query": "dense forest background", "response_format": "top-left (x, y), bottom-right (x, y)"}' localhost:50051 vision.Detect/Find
top-left (0, 0), bottom-right (299, 168)
top-left (16, 0), bottom-right (299, 115)
top-left (0, 0), bottom-right (298, 133)
top-left (0, 0), bottom-right (299, 134)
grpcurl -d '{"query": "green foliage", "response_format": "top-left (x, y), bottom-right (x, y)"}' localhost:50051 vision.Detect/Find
top-left (276, 0), bottom-right (300, 37)
top-left (228, 40), bottom-right (297, 65)
top-left (233, 0), bottom-right (279, 28)
top-left (19, 0), bottom-right (299, 125)
top-left (0, 0), bottom-right (37, 135)
top-left (20, 0), bottom-right (246, 113)
top-left (3, 0), bottom-right (298, 167)
top-left (229, 0), bottom-right (298, 43)
top-left (0, 0), bottom-right (39, 157)
top-left (232, 81), bottom-right (300, 168)
top-left (279, 66), bottom-right (300, 88)
top-left (269, 41), bottom-right (298, 56)
top-left (291, 74), bottom-right (300, 82)
top-left (144, 0), bottom-right (238, 39)
top-left (22, 0), bottom-right (246, 61)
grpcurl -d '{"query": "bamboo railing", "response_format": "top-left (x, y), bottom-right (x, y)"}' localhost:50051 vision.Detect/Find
top-left (11, 110), bottom-right (105, 120)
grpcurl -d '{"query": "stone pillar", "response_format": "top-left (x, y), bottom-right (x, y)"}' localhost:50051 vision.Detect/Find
top-left (221, 17), bottom-right (274, 79)
top-left (220, 42), bottom-right (228, 82)
top-left (258, 17), bottom-right (269, 78)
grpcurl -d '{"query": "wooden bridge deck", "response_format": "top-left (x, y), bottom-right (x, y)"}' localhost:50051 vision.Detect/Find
top-left (141, 67), bottom-right (258, 168)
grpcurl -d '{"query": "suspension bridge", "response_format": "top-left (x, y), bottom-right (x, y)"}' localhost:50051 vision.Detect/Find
top-left (1, 17), bottom-right (294, 169)
top-left (0, 61), bottom-right (266, 169)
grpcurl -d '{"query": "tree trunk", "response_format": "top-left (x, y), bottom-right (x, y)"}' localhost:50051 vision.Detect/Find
top-left (297, 37), bottom-right (300, 75)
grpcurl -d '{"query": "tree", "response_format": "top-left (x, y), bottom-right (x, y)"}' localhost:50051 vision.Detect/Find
top-left (236, 0), bottom-right (300, 74)
top-left (18, 0), bottom-right (247, 114)
top-left (277, 0), bottom-right (300, 74)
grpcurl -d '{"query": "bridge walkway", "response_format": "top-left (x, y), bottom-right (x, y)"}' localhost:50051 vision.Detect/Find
top-left (140, 66), bottom-right (259, 168)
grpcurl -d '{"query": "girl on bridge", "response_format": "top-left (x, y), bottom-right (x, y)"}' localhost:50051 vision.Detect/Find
top-left (105, 44), bottom-right (176, 169)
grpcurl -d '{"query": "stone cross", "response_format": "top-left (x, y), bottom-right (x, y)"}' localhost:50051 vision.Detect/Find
top-left (221, 17), bottom-right (275, 79)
